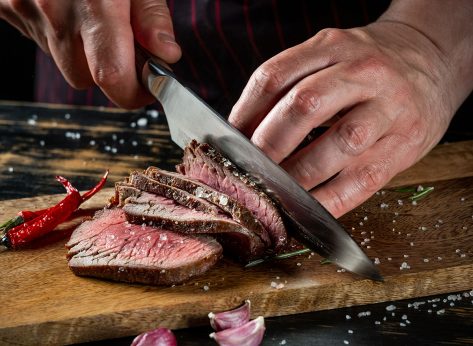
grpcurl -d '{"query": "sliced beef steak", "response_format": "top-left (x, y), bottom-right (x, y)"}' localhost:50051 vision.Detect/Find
top-left (144, 167), bottom-right (271, 248)
top-left (66, 208), bottom-right (222, 285)
top-left (177, 140), bottom-right (287, 251)
top-left (121, 190), bottom-right (266, 261)
top-left (128, 171), bottom-right (226, 217)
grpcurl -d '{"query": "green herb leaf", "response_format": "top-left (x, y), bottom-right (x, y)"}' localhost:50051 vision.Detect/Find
top-left (409, 186), bottom-right (434, 201)
top-left (393, 187), bottom-right (417, 193)
top-left (0, 215), bottom-right (24, 236)
top-left (245, 248), bottom-right (311, 268)
top-left (320, 258), bottom-right (332, 265)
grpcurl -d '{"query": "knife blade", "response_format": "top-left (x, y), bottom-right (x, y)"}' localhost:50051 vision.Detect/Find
top-left (137, 53), bottom-right (382, 281)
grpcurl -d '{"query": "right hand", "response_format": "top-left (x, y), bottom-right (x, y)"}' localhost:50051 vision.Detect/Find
top-left (0, 0), bottom-right (181, 108)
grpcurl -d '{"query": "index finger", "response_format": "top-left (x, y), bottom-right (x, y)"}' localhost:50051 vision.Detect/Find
top-left (228, 28), bottom-right (343, 137)
top-left (80, 0), bottom-right (153, 109)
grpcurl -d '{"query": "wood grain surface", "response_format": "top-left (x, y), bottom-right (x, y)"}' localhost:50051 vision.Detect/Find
top-left (0, 103), bottom-right (472, 345)
top-left (0, 149), bottom-right (472, 344)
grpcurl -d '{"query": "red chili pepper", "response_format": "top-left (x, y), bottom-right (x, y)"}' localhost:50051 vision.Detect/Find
top-left (16, 170), bottom-right (109, 222)
top-left (0, 171), bottom-right (109, 250)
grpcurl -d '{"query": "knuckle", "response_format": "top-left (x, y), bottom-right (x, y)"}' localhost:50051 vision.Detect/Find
top-left (335, 121), bottom-right (369, 156)
top-left (252, 62), bottom-right (284, 96)
top-left (287, 87), bottom-right (320, 119)
top-left (353, 55), bottom-right (390, 82)
top-left (356, 163), bottom-right (389, 193)
top-left (292, 160), bottom-right (316, 189)
top-left (323, 187), bottom-right (349, 217)
top-left (91, 64), bottom-right (125, 89)
top-left (315, 28), bottom-right (346, 44)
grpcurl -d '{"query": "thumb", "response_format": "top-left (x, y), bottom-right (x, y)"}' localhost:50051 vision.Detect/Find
top-left (131, 0), bottom-right (182, 64)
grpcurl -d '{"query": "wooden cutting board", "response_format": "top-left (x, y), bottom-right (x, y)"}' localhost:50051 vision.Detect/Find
top-left (0, 141), bottom-right (472, 345)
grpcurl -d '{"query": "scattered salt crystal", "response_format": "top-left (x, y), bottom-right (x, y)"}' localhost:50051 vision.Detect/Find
top-left (381, 190), bottom-right (386, 195)
top-left (359, 222), bottom-right (364, 226)
top-left (27, 118), bottom-right (37, 126)
top-left (438, 219), bottom-right (443, 224)
top-left (410, 242), bottom-right (415, 246)
top-left (394, 212), bottom-right (399, 216)
top-left (460, 254), bottom-right (466, 258)
top-left (400, 262), bottom-right (411, 270)
top-left (367, 246), bottom-right (371, 249)
top-left (420, 226), bottom-right (427, 231)
top-left (400, 323), bottom-right (406, 327)
top-left (348, 330), bottom-right (353, 334)
top-left (104, 145), bottom-right (111, 152)
top-left (357, 311), bottom-right (371, 317)
top-left (111, 147), bottom-right (117, 154)
top-left (7, 167), bottom-right (13, 173)
top-left (131, 140), bottom-right (138, 146)
top-left (39, 140), bottom-right (45, 146)
top-left (386, 305), bottom-right (396, 311)
top-left (276, 283), bottom-right (285, 289)
top-left (297, 262), bottom-right (302, 266)
top-left (450, 302), bottom-right (455, 307)
top-left (380, 203), bottom-right (389, 209)
top-left (89, 140), bottom-right (96, 146)
top-left (374, 321), bottom-right (381, 325)
top-left (404, 254), bottom-right (409, 258)
top-left (64, 113), bottom-right (71, 119)
top-left (383, 316), bottom-right (387, 321)
top-left (428, 309), bottom-right (432, 313)
top-left (130, 122), bottom-right (136, 128)
top-left (406, 320), bottom-right (411, 324)
top-left (146, 109), bottom-right (159, 118)
top-left (462, 226), bottom-right (468, 230)
top-left (460, 197), bottom-right (465, 202)
top-left (387, 257), bottom-right (392, 261)
top-left (416, 185), bottom-right (424, 192)
top-left (436, 309), bottom-right (445, 315)
top-left (345, 315), bottom-right (351, 320)
top-left (219, 195), bottom-right (229, 206)
top-left (363, 216), bottom-right (368, 221)
top-left (455, 249), bottom-right (461, 253)
top-left (423, 258), bottom-right (429, 263)
top-left (203, 285), bottom-right (209, 291)
top-left (398, 199), bottom-right (404, 205)
top-left (437, 256), bottom-right (442, 261)
top-left (374, 258), bottom-right (380, 265)
top-left (270, 281), bottom-right (277, 288)
top-left (280, 340), bottom-right (287, 345)
top-left (401, 314), bottom-right (407, 320)
top-left (65, 131), bottom-right (81, 140)
top-left (392, 220), bottom-right (396, 223)
top-left (412, 200), bottom-right (417, 206)
top-left (344, 341), bottom-right (349, 345)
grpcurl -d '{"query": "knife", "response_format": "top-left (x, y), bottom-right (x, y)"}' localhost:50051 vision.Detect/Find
top-left (136, 46), bottom-right (383, 281)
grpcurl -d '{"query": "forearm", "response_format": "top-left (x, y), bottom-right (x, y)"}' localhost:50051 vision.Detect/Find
top-left (379, 0), bottom-right (473, 111)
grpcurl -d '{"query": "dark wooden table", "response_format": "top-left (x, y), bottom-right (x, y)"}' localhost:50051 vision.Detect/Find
top-left (1, 102), bottom-right (471, 346)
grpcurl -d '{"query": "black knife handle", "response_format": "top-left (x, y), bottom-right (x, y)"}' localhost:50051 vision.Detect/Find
top-left (134, 42), bottom-right (176, 84)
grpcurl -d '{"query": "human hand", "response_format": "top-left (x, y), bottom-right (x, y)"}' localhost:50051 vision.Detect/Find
top-left (228, 22), bottom-right (460, 218)
top-left (0, 0), bottom-right (181, 108)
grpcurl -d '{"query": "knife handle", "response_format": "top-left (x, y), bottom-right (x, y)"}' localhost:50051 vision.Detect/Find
top-left (135, 42), bottom-right (176, 84)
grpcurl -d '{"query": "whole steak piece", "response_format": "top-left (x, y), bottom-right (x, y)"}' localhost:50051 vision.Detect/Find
top-left (177, 140), bottom-right (287, 251)
top-left (66, 208), bottom-right (222, 285)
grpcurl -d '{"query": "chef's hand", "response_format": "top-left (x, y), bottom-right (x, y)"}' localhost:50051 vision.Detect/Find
top-left (228, 0), bottom-right (473, 218)
top-left (0, 0), bottom-right (180, 108)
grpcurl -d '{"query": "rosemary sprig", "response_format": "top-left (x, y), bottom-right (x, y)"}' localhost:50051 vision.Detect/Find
top-left (245, 248), bottom-right (311, 268)
top-left (0, 215), bottom-right (24, 236)
top-left (393, 187), bottom-right (417, 193)
top-left (320, 258), bottom-right (332, 265)
top-left (409, 186), bottom-right (434, 201)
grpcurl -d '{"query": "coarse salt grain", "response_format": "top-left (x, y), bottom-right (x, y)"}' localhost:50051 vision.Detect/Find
top-left (386, 305), bottom-right (396, 311)
top-left (344, 341), bottom-right (349, 345)
top-left (146, 109), bottom-right (159, 118)
top-left (203, 285), bottom-right (209, 291)
top-left (374, 321), bottom-right (381, 325)
top-left (374, 258), bottom-right (380, 265)
top-left (280, 340), bottom-right (287, 345)
top-left (436, 309), bottom-right (445, 315)
top-left (357, 311), bottom-right (371, 318)
top-left (346, 315), bottom-right (351, 320)
top-left (348, 330), bottom-right (353, 334)
top-left (412, 200), bottom-right (417, 206)
top-left (7, 167), bottom-right (13, 173)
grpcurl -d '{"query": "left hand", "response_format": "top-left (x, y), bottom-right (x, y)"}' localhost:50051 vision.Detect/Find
top-left (228, 22), bottom-right (456, 218)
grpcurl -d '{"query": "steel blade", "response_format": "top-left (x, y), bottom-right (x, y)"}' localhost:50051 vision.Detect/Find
top-left (143, 59), bottom-right (382, 281)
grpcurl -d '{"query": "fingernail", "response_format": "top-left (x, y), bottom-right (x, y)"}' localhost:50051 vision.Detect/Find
top-left (158, 32), bottom-right (176, 44)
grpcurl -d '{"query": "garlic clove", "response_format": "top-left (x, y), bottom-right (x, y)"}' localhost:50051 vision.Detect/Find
top-left (209, 316), bottom-right (265, 346)
top-left (131, 327), bottom-right (177, 346)
top-left (209, 300), bottom-right (251, 331)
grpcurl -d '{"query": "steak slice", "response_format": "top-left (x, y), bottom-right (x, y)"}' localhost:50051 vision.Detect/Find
top-left (121, 190), bottom-right (266, 261)
top-left (128, 171), bottom-right (226, 217)
top-left (177, 140), bottom-right (287, 251)
top-left (144, 167), bottom-right (271, 248)
top-left (66, 208), bottom-right (222, 285)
